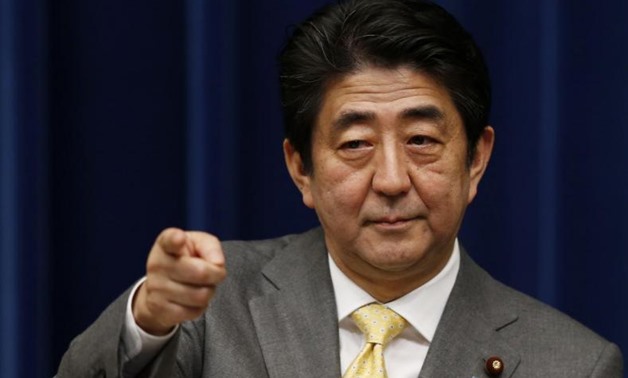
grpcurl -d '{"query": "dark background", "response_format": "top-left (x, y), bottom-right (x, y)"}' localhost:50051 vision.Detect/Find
top-left (1, 0), bottom-right (627, 376)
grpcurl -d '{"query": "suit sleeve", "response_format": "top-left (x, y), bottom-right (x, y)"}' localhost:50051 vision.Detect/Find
top-left (589, 342), bottom-right (623, 378)
top-left (56, 288), bottom-right (131, 377)
top-left (55, 287), bottom-right (203, 378)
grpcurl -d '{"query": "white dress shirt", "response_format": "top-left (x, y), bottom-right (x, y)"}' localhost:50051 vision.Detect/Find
top-left (330, 240), bottom-right (460, 378)
top-left (123, 240), bottom-right (460, 377)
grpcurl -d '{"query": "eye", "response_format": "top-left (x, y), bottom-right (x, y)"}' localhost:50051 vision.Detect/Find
top-left (408, 135), bottom-right (431, 145)
top-left (341, 140), bottom-right (369, 149)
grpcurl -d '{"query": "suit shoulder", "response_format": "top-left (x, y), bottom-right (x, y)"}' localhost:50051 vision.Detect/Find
top-left (479, 269), bottom-right (606, 342)
top-left (496, 281), bottom-right (623, 374)
top-left (461, 252), bottom-right (607, 344)
top-left (468, 262), bottom-right (623, 374)
top-left (217, 227), bottom-right (323, 285)
top-left (221, 231), bottom-right (300, 263)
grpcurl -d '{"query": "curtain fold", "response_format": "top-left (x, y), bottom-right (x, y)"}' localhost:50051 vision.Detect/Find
top-left (536, 0), bottom-right (559, 305)
top-left (0, 0), bottom-right (20, 369)
top-left (0, 0), bottom-right (49, 376)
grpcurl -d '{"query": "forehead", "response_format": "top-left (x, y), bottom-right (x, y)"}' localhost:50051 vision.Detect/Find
top-left (316, 66), bottom-right (461, 130)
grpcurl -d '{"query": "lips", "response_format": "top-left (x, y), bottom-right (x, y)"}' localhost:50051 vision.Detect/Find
top-left (374, 216), bottom-right (412, 224)
top-left (367, 215), bottom-right (420, 226)
top-left (370, 211), bottom-right (420, 221)
top-left (362, 206), bottom-right (425, 227)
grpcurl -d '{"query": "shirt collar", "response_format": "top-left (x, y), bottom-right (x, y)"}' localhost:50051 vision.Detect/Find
top-left (329, 239), bottom-right (460, 343)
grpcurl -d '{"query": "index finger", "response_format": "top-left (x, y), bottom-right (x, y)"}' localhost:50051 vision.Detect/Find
top-left (157, 228), bottom-right (192, 257)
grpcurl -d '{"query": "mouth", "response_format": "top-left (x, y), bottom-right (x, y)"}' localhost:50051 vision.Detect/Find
top-left (367, 216), bottom-right (419, 231)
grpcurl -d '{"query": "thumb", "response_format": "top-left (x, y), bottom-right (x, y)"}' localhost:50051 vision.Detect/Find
top-left (186, 231), bottom-right (225, 266)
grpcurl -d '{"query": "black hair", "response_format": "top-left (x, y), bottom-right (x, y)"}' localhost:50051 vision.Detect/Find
top-left (279, 0), bottom-right (491, 172)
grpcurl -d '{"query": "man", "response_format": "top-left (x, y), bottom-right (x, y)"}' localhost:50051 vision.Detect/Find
top-left (57, 0), bottom-right (623, 377)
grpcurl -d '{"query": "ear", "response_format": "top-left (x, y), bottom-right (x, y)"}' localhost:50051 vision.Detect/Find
top-left (283, 139), bottom-right (315, 209)
top-left (467, 126), bottom-right (495, 204)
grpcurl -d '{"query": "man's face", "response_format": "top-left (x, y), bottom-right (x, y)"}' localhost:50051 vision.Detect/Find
top-left (284, 66), bottom-right (493, 299)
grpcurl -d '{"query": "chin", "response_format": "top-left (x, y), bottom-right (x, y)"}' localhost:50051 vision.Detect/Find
top-left (366, 250), bottom-right (426, 272)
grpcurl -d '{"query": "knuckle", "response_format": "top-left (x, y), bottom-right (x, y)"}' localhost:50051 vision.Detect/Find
top-left (190, 231), bottom-right (222, 251)
top-left (206, 233), bottom-right (220, 245)
top-left (190, 287), bottom-right (213, 306)
top-left (215, 267), bottom-right (227, 282)
top-left (189, 262), bottom-right (212, 283)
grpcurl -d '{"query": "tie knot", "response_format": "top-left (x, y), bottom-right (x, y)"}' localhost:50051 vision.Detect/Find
top-left (351, 303), bottom-right (407, 346)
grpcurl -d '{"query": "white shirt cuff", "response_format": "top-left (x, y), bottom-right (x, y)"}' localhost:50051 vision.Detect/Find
top-left (121, 277), bottom-right (179, 363)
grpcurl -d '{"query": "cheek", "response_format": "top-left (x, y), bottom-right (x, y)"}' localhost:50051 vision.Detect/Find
top-left (312, 166), bottom-right (369, 216)
top-left (412, 163), bottom-right (469, 211)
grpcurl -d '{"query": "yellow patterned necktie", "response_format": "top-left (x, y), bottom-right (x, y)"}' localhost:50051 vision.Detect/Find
top-left (343, 303), bottom-right (407, 378)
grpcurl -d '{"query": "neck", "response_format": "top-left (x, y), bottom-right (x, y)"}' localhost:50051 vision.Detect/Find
top-left (330, 244), bottom-right (454, 303)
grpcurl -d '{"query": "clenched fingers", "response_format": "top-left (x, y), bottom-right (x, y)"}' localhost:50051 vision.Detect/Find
top-left (143, 277), bottom-right (217, 316)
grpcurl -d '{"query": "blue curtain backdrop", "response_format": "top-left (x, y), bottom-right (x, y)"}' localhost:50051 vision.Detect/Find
top-left (0, 0), bottom-right (626, 376)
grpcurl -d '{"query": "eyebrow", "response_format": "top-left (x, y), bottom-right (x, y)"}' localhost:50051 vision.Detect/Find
top-left (332, 110), bottom-right (376, 130)
top-left (331, 105), bottom-right (445, 130)
top-left (399, 105), bottom-right (445, 123)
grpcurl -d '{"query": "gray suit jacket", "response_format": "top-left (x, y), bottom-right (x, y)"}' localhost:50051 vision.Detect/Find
top-left (57, 228), bottom-right (623, 377)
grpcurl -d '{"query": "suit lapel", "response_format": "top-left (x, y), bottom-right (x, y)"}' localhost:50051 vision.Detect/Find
top-left (246, 232), bottom-right (522, 378)
top-left (420, 250), bottom-right (521, 378)
top-left (248, 228), bottom-right (341, 378)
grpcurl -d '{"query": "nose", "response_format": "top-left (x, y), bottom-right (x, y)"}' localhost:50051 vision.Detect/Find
top-left (371, 144), bottom-right (412, 196)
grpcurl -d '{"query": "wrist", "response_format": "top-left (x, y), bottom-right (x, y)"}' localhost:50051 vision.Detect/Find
top-left (132, 283), bottom-right (175, 336)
